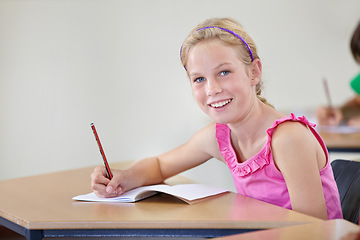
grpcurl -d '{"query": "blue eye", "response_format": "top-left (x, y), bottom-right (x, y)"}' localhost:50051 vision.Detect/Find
top-left (194, 77), bottom-right (206, 83)
top-left (220, 70), bottom-right (230, 76)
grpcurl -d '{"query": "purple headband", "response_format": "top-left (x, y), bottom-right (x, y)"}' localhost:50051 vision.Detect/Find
top-left (180, 26), bottom-right (254, 65)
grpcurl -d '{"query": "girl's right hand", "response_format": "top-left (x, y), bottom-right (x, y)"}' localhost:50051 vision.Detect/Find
top-left (90, 166), bottom-right (127, 198)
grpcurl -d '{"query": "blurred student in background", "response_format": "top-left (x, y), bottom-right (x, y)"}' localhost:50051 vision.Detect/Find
top-left (316, 21), bottom-right (360, 127)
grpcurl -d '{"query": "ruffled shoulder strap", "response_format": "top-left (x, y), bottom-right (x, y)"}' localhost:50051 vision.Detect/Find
top-left (266, 113), bottom-right (316, 139)
top-left (265, 113), bottom-right (329, 171)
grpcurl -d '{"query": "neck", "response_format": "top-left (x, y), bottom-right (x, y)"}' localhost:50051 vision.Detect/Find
top-left (228, 101), bottom-right (263, 141)
top-left (227, 100), bottom-right (283, 144)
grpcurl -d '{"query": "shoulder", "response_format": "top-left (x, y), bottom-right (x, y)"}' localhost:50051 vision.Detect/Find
top-left (270, 120), bottom-right (325, 171)
top-left (190, 121), bottom-right (217, 139)
top-left (271, 120), bottom-right (314, 146)
top-left (271, 121), bottom-right (318, 164)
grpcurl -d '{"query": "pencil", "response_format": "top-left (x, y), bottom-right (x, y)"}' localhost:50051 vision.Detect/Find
top-left (322, 77), bottom-right (333, 111)
top-left (90, 123), bottom-right (114, 180)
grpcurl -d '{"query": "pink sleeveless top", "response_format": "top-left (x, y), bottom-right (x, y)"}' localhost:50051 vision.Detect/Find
top-left (215, 113), bottom-right (343, 220)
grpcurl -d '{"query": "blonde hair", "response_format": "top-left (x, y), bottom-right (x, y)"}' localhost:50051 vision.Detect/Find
top-left (180, 17), bottom-right (273, 107)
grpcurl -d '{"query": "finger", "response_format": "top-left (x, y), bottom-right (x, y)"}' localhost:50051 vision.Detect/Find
top-left (92, 179), bottom-right (121, 198)
top-left (104, 185), bottom-right (123, 196)
top-left (105, 179), bottom-right (123, 195)
top-left (93, 166), bottom-right (109, 177)
top-left (92, 173), bottom-right (110, 185)
top-left (105, 171), bottom-right (126, 195)
top-left (91, 167), bottom-right (111, 191)
top-left (93, 188), bottom-right (118, 198)
top-left (91, 167), bottom-right (126, 197)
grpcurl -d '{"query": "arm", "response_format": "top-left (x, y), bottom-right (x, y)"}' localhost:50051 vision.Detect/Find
top-left (91, 122), bottom-right (222, 197)
top-left (271, 121), bottom-right (328, 220)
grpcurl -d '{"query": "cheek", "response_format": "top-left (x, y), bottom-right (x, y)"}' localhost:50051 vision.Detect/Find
top-left (192, 86), bottom-right (204, 99)
top-left (191, 87), bottom-right (207, 108)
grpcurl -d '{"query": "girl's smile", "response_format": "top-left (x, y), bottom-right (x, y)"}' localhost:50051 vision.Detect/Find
top-left (209, 98), bottom-right (233, 108)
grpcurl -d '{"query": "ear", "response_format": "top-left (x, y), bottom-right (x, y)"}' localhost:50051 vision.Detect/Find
top-left (250, 59), bottom-right (262, 86)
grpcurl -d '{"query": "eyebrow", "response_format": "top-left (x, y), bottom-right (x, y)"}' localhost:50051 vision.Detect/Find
top-left (188, 62), bottom-right (232, 77)
top-left (215, 62), bottom-right (232, 70)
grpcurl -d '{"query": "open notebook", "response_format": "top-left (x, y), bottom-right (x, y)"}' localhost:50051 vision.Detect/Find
top-left (73, 184), bottom-right (230, 204)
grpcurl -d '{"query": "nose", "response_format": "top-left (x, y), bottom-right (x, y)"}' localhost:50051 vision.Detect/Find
top-left (206, 79), bottom-right (223, 96)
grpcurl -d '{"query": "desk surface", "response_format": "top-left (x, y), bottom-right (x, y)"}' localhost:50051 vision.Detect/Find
top-left (319, 131), bottom-right (360, 152)
top-left (214, 219), bottom-right (360, 240)
top-left (0, 161), bottom-right (321, 238)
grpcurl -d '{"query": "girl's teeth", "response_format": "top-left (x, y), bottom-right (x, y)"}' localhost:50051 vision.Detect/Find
top-left (210, 99), bottom-right (231, 108)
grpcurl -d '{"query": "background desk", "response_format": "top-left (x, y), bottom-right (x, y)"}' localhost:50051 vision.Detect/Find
top-left (213, 219), bottom-right (360, 240)
top-left (0, 162), bottom-right (321, 240)
top-left (319, 131), bottom-right (360, 153)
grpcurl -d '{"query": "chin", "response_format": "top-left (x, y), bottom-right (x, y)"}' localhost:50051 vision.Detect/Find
top-left (209, 115), bottom-right (231, 124)
top-left (202, 108), bottom-right (234, 124)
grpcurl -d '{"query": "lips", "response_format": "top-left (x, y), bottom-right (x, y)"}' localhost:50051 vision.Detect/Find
top-left (209, 99), bottom-right (232, 108)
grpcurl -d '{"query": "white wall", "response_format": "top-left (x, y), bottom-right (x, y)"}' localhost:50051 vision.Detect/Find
top-left (0, 0), bottom-right (359, 191)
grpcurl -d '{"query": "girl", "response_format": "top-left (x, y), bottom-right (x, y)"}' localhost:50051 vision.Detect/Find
top-left (91, 17), bottom-right (342, 220)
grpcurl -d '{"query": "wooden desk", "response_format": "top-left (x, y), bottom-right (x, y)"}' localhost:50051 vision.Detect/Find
top-left (213, 219), bottom-right (360, 240)
top-left (319, 131), bottom-right (360, 153)
top-left (0, 162), bottom-right (321, 240)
